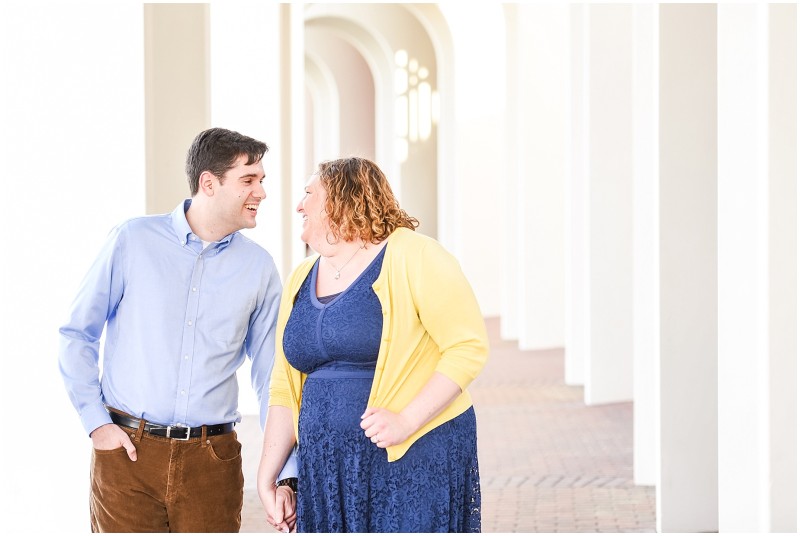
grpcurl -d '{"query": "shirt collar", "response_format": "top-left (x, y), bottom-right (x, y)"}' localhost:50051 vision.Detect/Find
top-left (171, 199), bottom-right (236, 250)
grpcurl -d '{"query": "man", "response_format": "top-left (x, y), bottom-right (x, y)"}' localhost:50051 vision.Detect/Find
top-left (59, 128), bottom-right (296, 532)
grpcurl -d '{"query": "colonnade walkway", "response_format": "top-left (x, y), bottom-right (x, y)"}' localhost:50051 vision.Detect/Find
top-left (237, 317), bottom-right (656, 533)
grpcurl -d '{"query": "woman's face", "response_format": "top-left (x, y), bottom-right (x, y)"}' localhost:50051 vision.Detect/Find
top-left (297, 173), bottom-right (329, 247)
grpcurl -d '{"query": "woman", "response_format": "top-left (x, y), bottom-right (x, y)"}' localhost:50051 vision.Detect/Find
top-left (257, 157), bottom-right (488, 532)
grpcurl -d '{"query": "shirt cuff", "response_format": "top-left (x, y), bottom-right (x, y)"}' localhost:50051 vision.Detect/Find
top-left (81, 402), bottom-right (113, 437)
top-left (275, 445), bottom-right (299, 481)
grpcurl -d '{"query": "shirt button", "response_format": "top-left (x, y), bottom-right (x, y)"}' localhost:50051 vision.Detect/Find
top-left (184, 355), bottom-right (189, 360)
top-left (192, 287), bottom-right (197, 292)
top-left (187, 320), bottom-right (193, 326)
top-left (180, 390), bottom-right (186, 396)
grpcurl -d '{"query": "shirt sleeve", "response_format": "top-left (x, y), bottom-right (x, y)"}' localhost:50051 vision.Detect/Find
top-left (245, 255), bottom-right (283, 430)
top-left (411, 240), bottom-right (490, 390)
top-left (276, 446), bottom-right (299, 481)
top-left (251, 263), bottom-right (300, 480)
top-left (58, 224), bottom-right (126, 436)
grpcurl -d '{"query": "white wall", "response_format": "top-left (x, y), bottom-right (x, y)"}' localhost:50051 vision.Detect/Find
top-left (0, 4), bottom-right (145, 532)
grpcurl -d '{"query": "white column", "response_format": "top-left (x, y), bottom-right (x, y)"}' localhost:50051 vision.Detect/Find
top-left (658, 4), bottom-right (718, 532)
top-left (144, 4), bottom-right (210, 216)
top-left (515, 3), bottom-right (568, 350)
top-left (279, 3), bottom-right (307, 277)
top-left (717, 5), bottom-right (770, 530)
top-left (767, 5), bottom-right (798, 531)
top-left (718, 4), bottom-right (799, 532)
top-left (632, 2), bottom-right (659, 486)
top-left (584, 4), bottom-right (633, 404)
top-left (565, 3), bottom-right (588, 386)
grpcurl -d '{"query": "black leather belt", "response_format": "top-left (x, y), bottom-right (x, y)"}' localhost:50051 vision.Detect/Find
top-left (109, 412), bottom-right (234, 440)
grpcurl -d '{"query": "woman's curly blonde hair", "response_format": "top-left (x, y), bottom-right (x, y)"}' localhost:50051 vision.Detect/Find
top-left (317, 157), bottom-right (419, 244)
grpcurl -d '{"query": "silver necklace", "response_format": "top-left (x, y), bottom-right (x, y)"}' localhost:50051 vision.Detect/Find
top-left (327, 242), bottom-right (365, 279)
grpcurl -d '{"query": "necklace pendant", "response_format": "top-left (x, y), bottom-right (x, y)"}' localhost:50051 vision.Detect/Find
top-left (334, 271), bottom-right (341, 280)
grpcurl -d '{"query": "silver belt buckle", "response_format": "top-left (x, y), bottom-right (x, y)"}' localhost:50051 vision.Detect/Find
top-left (166, 425), bottom-right (191, 440)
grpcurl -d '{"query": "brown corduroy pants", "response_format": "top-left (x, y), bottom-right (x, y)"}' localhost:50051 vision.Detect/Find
top-left (89, 416), bottom-right (244, 533)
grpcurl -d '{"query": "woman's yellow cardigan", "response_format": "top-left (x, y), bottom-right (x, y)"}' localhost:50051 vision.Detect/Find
top-left (268, 227), bottom-right (490, 462)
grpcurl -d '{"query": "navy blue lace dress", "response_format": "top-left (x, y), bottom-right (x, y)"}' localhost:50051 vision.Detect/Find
top-left (282, 246), bottom-right (481, 533)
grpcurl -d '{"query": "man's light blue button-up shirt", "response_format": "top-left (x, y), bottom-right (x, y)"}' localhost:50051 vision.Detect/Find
top-left (59, 200), bottom-right (282, 443)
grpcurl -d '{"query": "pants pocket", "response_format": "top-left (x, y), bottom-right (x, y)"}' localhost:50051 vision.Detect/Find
top-left (206, 431), bottom-right (242, 462)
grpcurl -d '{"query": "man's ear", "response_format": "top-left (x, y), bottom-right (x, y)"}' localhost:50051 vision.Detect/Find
top-left (198, 171), bottom-right (216, 196)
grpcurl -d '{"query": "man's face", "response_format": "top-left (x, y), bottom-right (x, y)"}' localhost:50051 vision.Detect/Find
top-left (213, 155), bottom-right (266, 233)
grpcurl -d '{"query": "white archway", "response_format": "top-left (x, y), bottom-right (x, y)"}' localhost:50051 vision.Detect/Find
top-left (303, 4), bottom-right (445, 240)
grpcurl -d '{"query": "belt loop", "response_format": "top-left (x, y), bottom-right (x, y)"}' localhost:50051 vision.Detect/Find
top-left (134, 415), bottom-right (145, 443)
top-left (201, 425), bottom-right (208, 444)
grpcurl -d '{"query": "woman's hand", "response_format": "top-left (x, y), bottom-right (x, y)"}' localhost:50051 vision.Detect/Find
top-left (360, 407), bottom-right (415, 448)
top-left (257, 481), bottom-right (297, 533)
top-left (360, 373), bottom-right (463, 449)
top-left (256, 406), bottom-right (299, 532)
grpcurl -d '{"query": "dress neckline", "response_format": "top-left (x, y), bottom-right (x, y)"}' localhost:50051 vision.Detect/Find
top-left (309, 244), bottom-right (387, 309)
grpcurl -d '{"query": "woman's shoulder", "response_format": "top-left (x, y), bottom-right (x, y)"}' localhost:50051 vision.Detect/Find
top-left (287, 254), bottom-right (319, 284)
top-left (388, 226), bottom-right (437, 248)
top-left (295, 254), bottom-right (319, 272)
top-left (388, 227), bottom-right (450, 257)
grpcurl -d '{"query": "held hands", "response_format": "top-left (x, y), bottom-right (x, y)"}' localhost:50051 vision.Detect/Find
top-left (90, 423), bottom-right (137, 461)
top-left (258, 481), bottom-right (297, 533)
top-left (360, 407), bottom-right (416, 449)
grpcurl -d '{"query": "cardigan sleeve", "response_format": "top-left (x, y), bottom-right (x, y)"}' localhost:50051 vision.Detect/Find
top-left (267, 282), bottom-right (297, 409)
top-left (410, 239), bottom-right (489, 390)
top-left (268, 257), bottom-right (315, 409)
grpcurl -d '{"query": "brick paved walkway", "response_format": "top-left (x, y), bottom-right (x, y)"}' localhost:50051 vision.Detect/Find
top-left (239, 317), bottom-right (656, 533)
